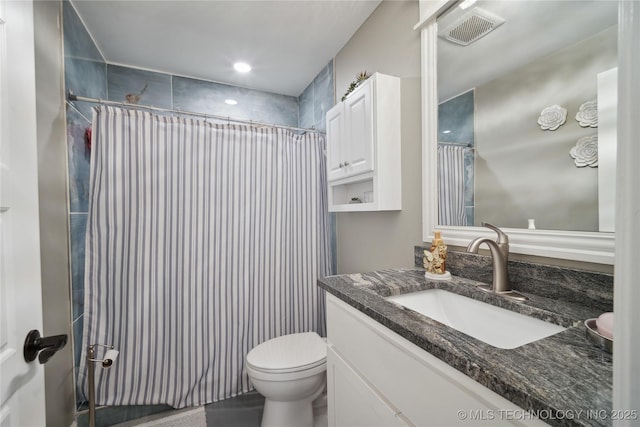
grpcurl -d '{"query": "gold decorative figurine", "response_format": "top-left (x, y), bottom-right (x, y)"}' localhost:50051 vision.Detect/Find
top-left (423, 231), bottom-right (451, 280)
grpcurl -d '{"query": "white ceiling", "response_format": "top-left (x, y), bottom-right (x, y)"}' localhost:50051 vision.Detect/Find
top-left (70, 0), bottom-right (382, 97)
top-left (438, 0), bottom-right (618, 101)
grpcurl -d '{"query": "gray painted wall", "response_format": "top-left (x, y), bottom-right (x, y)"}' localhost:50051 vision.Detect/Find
top-left (474, 26), bottom-right (617, 231)
top-left (334, 0), bottom-right (423, 273)
top-left (34, 1), bottom-right (75, 425)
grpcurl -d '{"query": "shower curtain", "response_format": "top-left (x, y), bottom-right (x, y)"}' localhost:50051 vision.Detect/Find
top-left (438, 144), bottom-right (468, 226)
top-left (78, 106), bottom-right (332, 408)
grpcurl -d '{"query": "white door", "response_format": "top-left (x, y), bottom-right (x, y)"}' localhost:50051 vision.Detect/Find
top-left (0, 1), bottom-right (47, 426)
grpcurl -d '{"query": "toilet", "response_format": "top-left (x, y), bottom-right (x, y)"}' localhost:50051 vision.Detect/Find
top-left (246, 332), bottom-right (327, 427)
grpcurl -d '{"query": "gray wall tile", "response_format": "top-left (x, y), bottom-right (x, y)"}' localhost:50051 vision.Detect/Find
top-left (67, 106), bottom-right (92, 212)
top-left (63, 1), bottom-right (103, 61)
top-left (465, 206), bottom-right (475, 227)
top-left (72, 315), bottom-right (84, 370)
top-left (70, 214), bottom-right (87, 322)
top-left (173, 76), bottom-right (298, 127)
top-left (298, 59), bottom-right (334, 132)
top-left (65, 57), bottom-right (107, 118)
top-left (298, 82), bottom-right (314, 129)
top-left (438, 89), bottom-right (475, 145)
top-left (65, 57), bottom-right (107, 98)
top-left (313, 60), bottom-right (334, 131)
top-left (248, 89), bottom-right (299, 127)
top-left (107, 65), bottom-right (172, 108)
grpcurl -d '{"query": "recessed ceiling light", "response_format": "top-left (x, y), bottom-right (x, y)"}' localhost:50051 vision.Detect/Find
top-left (442, 130), bottom-right (452, 134)
top-left (233, 62), bottom-right (251, 73)
top-left (225, 99), bottom-right (238, 105)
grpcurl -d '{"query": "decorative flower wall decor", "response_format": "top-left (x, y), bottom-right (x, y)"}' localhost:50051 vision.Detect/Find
top-left (125, 82), bottom-right (148, 104)
top-left (537, 104), bottom-right (567, 131)
top-left (570, 135), bottom-right (598, 168)
top-left (575, 100), bottom-right (598, 127)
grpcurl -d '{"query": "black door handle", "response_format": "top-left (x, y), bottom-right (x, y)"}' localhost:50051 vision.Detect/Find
top-left (23, 329), bottom-right (68, 364)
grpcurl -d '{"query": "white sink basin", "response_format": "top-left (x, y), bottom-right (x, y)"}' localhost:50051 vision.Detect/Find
top-left (387, 289), bottom-right (566, 349)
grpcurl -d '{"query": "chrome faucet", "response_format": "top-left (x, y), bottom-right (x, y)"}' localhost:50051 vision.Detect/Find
top-left (466, 223), bottom-right (527, 301)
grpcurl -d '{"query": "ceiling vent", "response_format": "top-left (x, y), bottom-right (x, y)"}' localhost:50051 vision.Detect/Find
top-left (439, 7), bottom-right (505, 46)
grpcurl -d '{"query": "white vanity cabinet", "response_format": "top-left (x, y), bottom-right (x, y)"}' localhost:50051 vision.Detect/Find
top-left (325, 73), bottom-right (401, 212)
top-left (326, 294), bottom-right (549, 427)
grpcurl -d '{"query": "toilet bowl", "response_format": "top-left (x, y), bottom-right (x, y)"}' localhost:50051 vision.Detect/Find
top-left (246, 332), bottom-right (327, 427)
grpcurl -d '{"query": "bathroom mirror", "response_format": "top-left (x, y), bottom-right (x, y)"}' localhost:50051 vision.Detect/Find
top-left (419, 0), bottom-right (617, 264)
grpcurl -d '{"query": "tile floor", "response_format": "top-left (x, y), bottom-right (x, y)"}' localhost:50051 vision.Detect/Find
top-left (77, 390), bottom-right (328, 427)
top-left (76, 392), bottom-right (264, 427)
top-left (205, 391), bottom-right (265, 426)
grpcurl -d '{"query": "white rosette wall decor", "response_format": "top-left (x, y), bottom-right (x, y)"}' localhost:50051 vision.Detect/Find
top-left (570, 134), bottom-right (598, 168)
top-left (537, 104), bottom-right (567, 131)
top-left (575, 100), bottom-right (598, 127)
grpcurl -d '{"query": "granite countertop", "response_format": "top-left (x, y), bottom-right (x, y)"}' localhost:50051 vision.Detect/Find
top-left (318, 268), bottom-right (613, 427)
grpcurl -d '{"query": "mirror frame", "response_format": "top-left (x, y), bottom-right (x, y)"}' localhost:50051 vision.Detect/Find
top-left (417, 0), bottom-right (614, 265)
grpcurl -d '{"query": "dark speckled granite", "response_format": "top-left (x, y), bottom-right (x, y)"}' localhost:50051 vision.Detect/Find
top-left (318, 268), bottom-right (612, 427)
top-left (414, 247), bottom-right (614, 313)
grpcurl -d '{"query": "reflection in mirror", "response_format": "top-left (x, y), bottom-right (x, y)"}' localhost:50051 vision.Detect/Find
top-left (436, 1), bottom-right (617, 232)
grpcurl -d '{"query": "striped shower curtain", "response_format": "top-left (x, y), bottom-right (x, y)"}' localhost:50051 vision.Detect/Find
top-left (78, 106), bottom-right (332, 407)
top-left (438, 144), bottom-right (468, 226)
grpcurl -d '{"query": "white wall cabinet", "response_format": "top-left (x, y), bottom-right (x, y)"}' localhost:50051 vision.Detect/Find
top-left (326, 73), bottom-right (401, 212)
top-left (327, 81), bottom-right (374, 181)
top-left (326, 294), bottom-right (549, 427)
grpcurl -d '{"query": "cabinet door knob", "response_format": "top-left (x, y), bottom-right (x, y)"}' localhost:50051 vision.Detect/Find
top-left (343, 161), bottom-right (350, 167)
top-left (339, 162), bottom-right (344, 168)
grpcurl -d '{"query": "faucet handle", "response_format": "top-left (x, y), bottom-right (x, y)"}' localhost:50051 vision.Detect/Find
top-left (481, 222), bottom-right (509, 244)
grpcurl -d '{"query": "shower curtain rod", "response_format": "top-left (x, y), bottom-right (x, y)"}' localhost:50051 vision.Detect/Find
top-left (67, 92), bottom-right (325, 134)
top-left (438, 141), bottom-right (475, 150)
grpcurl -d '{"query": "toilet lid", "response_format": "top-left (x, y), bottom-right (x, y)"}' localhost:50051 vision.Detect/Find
top-left (246, 332), bottom-right (326, 373)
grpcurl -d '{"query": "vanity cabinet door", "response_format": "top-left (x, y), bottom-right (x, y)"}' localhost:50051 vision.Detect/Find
top-left (327, 347), bottom-right (408, 427)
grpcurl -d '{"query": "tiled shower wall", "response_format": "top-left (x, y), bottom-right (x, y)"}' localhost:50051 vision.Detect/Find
top-left (64, 0), bottom-right (334, 408)
top-left (438, 89), bottom-right (475, 226)
top-left (298, 60), bottom-right (334, 132)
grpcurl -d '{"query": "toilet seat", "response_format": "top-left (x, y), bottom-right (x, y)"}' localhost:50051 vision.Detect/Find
top-left (246, 332), bottom-right (326, 374)
top-left (248, 357), bottom-right (325, 374)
